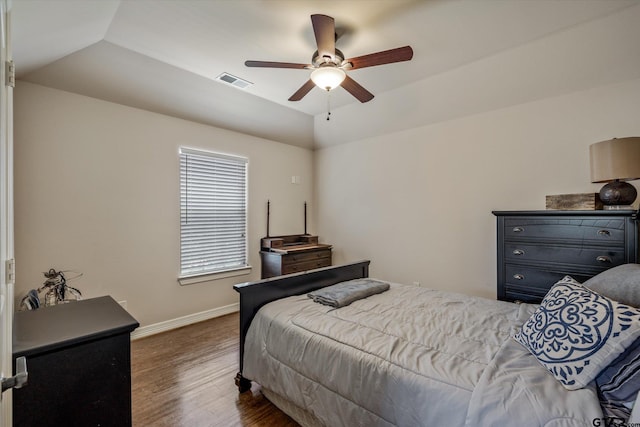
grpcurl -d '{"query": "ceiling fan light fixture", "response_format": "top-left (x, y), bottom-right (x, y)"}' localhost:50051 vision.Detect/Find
top-left (245, 14), bottom-right (412, 102)
top-left (310, 66), bottom-right (346, 91)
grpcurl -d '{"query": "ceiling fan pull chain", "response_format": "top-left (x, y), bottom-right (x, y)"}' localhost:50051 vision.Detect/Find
top-left (326, 91), bottom-right (331, 121)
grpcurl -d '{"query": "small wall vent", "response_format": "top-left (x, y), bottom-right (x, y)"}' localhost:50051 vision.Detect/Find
top-left (215, 72), bottom-right (253, 89)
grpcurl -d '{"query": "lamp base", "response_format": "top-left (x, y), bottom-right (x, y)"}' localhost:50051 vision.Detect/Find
top-left (599, 179), bottom-right (637, 207)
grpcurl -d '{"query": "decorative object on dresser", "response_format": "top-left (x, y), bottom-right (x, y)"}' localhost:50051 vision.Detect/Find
top-left (12, 296), bottom-right (139, 427)
top-left (590, 137), bottom-right (640, 209)
top-left (493, 210), bottom-right (639, 304)
top-left (545, 193), bottom-right (603, 210)
top-left (260, 200), bottom-right (331, 278)
top-left (20, 268), bottom-right (83, 310)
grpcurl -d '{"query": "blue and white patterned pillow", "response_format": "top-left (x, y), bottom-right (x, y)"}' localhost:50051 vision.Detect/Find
top-left (514, 276), bottom-right (640, 390)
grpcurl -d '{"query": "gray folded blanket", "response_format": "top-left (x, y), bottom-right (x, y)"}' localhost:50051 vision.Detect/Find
top-left (308, 279), bottom-right (390, 308)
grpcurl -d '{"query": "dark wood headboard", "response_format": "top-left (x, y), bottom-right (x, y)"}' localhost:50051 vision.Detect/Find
top-left (233, 260), bottom-right (370, 392)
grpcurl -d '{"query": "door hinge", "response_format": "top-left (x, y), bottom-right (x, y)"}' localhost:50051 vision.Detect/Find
top-left (5, 60), bottom-right (15, 88)
top-left (5, 258), bottom-right (15, 284)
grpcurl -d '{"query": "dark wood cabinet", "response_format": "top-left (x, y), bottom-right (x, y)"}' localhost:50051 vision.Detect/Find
top-left (12, 296), bottom-right (139, 427)
top-left (260, 245), bottom-right (332, 278)
top-left (493, 210), bottom-right (639, 304)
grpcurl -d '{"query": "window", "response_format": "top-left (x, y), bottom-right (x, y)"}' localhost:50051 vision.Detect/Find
top-left (179, 147), bottom-right (248, 280)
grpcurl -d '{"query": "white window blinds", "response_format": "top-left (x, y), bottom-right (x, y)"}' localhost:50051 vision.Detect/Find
top-left (180, 148), bottom-right (248, 277)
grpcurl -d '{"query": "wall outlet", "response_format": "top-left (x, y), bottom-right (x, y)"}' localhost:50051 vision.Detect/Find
top-left (412, 281), bottom-right (421, 287)
top-left (118, 300), bottom-right (127, 309)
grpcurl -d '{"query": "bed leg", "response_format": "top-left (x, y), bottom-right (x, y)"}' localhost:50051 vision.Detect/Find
top-left (235, 372), bottom-right (251, 393)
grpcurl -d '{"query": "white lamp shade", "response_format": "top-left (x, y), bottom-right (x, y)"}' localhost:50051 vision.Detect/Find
top-left (590, 137), bottom-right (640, 183)
top-left (310, 67), bottom-right (346, 91)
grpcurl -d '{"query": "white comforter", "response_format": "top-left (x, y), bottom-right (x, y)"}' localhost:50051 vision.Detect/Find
top-left (243, 283), bottom-right (603, 426)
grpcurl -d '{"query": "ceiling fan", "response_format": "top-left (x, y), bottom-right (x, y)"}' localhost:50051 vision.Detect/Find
top-left (245, 14), bottom-right (413, 103)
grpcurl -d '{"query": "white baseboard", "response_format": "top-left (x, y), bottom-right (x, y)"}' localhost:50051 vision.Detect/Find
top-left (130, 302), bottom-right (239, 340)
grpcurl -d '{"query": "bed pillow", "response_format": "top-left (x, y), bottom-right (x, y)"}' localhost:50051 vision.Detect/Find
top-left (596, 336), bottom-right (640, 421)
top-left (514, 276), bottom-right (640, 390)
top-left (583, 264), bottom-right (640, 308)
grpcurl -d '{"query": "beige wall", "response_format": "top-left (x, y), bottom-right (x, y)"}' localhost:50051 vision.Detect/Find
top-left (14, 82), bottom-right (314, 327)
top-left (13, 79), bottom-right (640, 325)
top-left (315, 78), bottom-right (640, 299)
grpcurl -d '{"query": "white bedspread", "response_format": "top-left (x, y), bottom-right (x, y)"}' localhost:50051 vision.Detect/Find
top-left (243, 283), bottom-right (603, 426)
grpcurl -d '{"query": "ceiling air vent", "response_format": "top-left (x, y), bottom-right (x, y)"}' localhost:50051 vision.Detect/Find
top-left (215, 72), bottom-right (252, 89)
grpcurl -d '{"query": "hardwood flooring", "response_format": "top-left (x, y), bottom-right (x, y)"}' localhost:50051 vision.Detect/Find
top-left (131, 312), bottom-right (300, 427)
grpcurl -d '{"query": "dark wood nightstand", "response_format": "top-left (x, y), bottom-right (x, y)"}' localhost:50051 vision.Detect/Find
top-left (12, 296), bottom-right (139, 427)
top-left (493, 210), bottom-right (639, 304)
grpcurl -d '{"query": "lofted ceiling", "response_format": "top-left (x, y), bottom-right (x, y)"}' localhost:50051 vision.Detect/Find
top-left (11, 0), bottom-right (640, 149)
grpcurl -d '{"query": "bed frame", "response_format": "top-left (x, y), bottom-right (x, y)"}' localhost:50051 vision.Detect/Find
top-left (233, 260), bottom-right (371, 392)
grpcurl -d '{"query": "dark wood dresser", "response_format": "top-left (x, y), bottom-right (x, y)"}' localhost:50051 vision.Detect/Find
top-left (12, 296), bottom-right (139, 427)
top-left (493, 210), bottom-right (639, 304)
top-left (260, 244), bottom-right (332, 279)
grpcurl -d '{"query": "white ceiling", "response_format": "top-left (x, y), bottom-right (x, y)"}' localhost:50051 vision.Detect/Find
top-left (11, 0), bottom-right (640, 149)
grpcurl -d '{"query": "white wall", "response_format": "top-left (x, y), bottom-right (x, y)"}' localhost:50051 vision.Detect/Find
top-left (315, 78), bottom-right (640, 299)
top-left (13, 82), bottom-right (314, 327)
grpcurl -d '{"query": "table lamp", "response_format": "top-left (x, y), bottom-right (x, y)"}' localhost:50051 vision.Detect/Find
top-left (589, 137), bottom-right (640, 209)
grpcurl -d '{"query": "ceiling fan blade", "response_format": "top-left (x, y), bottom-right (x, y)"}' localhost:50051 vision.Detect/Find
top-left (341, 75), bottom-right (374, 103)
top-left (245, 60), bottom-right (310, 69)
top-left (311, 14), bottom-right (336, 59)
top-left (288, 79), bottom-right (316, 101)
top-left (344, 46), bottom-right (413, 70)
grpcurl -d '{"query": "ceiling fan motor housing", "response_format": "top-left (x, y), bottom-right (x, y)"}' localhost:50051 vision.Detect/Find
top-left (312, 48), bottom-right (346, 68)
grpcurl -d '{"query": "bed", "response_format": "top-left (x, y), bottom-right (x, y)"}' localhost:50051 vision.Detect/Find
top-left (233, 260), bottom-right (640, 426)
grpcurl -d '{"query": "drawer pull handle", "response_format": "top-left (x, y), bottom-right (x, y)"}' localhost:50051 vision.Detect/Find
top-left (597, 230), bottom-right (611, 236)
top-left (512, 249), bottom-right (525, 256)
top-left (512, 227), bottom-right (524, 233)
top-left (513, 274), bottom-right (525, 280)
top-left (596, 256), bottom-right (612, 263)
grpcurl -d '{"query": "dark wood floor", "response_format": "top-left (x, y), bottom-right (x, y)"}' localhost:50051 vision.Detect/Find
top-left (131, 312), bottom-right (300, 427)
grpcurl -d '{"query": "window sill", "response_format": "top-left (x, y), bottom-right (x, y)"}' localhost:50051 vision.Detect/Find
top-left (178, 266), bottom-right (252, 286)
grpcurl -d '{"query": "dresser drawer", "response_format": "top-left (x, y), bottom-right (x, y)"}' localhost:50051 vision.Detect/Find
top-left (260, 246), bottom-right (333, 279)
top-left (504, 286), bottom-right (549, 304)
top-left (504, 242), bottom-right (625, 269)
top-left (505, 265), bottom-right (593, 287)
top-left (282, 249), bottom-right (332, 265)
top-left (282, 257), bottom-right (331, 274)
top-left (503, 265), bottom-right (593, 303)
top-left (503, 218), bottom-right (626, 243)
